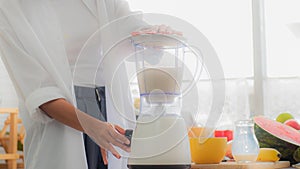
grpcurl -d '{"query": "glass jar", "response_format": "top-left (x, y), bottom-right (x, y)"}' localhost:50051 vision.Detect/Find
top-left (232, 120), bottom-right (259, 163)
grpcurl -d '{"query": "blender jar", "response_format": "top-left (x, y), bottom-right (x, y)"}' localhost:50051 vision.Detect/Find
top-left (128, 34), bottom-right (191, 169)
top-left (132, 34), bottom-right (185, 118)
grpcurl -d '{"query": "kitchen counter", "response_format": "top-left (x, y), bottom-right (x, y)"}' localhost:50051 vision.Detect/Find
top-left (191, 161), bottom-right (291, 169)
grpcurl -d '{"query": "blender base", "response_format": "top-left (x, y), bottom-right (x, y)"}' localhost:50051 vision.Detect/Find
top-left (127, 165), bottom-right (191, 169)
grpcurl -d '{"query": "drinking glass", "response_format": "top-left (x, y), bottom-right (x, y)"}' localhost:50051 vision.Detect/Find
top-left (232, 120), bottom-right (259, 163)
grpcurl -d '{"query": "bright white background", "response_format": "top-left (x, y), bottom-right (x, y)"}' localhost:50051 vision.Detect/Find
top-left (127, 0), bottom-right (300, 125)
top-left (1, 0), bottom-right (300, 127)
top-left (264, 0), bottom-right (300, 77)
top-left (128, 0), bottom-right (300, 78)
top-left (128, 0), bottom-right (254, 79)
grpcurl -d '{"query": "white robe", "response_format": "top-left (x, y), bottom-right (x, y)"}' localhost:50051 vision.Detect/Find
top-left (0, 0), bottom-right (144, 168)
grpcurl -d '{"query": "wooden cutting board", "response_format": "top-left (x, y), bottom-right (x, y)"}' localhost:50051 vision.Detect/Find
top-left (191, 161), bottom-right (290, 169)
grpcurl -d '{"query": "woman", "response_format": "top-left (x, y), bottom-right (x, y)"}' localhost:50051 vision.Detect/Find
top-left (0, 0), bottom-right (143, 168)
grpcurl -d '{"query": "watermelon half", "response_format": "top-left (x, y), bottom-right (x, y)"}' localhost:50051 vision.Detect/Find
top-left (254, 116), bottom-right (300, 164)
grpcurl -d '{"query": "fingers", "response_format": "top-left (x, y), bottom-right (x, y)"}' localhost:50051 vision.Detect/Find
top-left (158, 24), bottom-right (167, 33)
top-left (109, 128), bottom-right (130, 145)
top-left (132, 24), bottom-right (182, 36)
top-left (107, 123), bottom-right (130, 145)
top-left (102, 141), bottom-right (121, 159)
top-left (104, 123), bottom-right (130, 152)
top-left (100, 148), bottom-right (108, 165)
top-left (109, 138), bottom-right (131, 153)
top-left (107, 132), bottom-right (130, 152)
top-left (95, 122), bottom-right (131, 161)
top-left (114, 125), bottom-right (125, 135)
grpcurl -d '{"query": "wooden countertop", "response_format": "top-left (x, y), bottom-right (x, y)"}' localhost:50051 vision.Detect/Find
top-left (191, 161), bottom-right (291, 169)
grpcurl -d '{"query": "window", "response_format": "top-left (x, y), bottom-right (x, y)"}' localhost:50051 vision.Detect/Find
top-left (127, 0), bottom-right (254, 128)
top-left (128, 0), bottom-right (300, 124)
top-left (128, 0), bottom-right (254, 78)
top-left (265, 0), bottom-right (300, 77)
top-left (264, 0), bottom-right (300, 120)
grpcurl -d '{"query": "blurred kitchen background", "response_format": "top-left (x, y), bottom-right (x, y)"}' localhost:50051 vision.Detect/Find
top-left (1, 0), bottom-right (300, 130)
top-left (127, 0), bottom-right (300, 129)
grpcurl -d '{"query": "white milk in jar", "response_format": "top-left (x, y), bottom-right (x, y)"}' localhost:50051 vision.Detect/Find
top-left (137, 67), bottom-right (182, 103)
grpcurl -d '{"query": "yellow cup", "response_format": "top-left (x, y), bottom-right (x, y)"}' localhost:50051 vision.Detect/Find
top-left (188, 127), bottom-right (205, 138)
top-left (189, 137), bottom-right (227, 164)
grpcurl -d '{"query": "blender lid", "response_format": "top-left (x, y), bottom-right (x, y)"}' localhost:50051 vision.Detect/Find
top-left (131, 34), bottom-right (186, 49)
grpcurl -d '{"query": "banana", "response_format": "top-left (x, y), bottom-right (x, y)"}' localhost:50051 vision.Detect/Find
top-left (256, 148), bottom-right (281, 162)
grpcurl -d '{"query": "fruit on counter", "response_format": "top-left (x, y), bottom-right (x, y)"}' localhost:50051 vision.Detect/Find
top-left (284, 119), bottom-right (300, 130)
top-left (254, 116), bottom-right (300, 164)
top-left (214, 130), bottom-right (233, 141)
top-left (256, 148), bottom-right (281, 162)
top-left (276, 112), bottom-right (294, 123)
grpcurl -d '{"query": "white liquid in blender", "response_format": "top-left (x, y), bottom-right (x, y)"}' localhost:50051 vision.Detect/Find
top-left (137, 67), bottom-right (182, 102)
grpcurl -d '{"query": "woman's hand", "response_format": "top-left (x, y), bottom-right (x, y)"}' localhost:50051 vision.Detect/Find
top-left (131, 24), bottom-right (182, 36)
top-left (86, 121), bottom-right (130, 159)
top-left (100, 125), bottom-right (127, 165)
top-left (40, 99), bottom-right (130, 164)
top-left (75, 109), bottom-right (130, 161)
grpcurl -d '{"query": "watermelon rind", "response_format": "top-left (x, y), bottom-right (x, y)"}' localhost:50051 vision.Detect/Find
top-left (254, 116), bottom-right (300, 164)
top-left (294, 147), bottom-right (300, 162)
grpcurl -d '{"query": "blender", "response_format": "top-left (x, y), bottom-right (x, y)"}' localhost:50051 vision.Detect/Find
top-left (127, 34), bottom-right (191, 169)
top-left (74, 12), bottom-right (225, 169)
